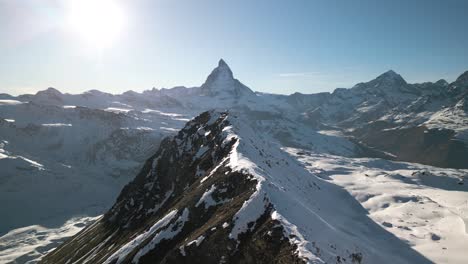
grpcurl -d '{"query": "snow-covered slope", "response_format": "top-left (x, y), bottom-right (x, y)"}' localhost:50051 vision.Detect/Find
top-left (0, 102), bottom-right (191, 235)
top-left (288, 149), bottom-right (468, 264)
top-left (0, 216), bottom-right (99, 264)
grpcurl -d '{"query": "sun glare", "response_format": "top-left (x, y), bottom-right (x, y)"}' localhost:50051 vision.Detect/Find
top-left (67, 0), bottom-right (125, 48)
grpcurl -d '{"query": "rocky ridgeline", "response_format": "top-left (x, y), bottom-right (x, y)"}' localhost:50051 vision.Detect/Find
top-left (41, 111), bottom-right (303, 264)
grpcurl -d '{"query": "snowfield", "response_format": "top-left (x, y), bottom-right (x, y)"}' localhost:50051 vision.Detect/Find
top-left (287, 148), bottom-right (468, 264)
top-left (0, 216), bottom-right (99, 264)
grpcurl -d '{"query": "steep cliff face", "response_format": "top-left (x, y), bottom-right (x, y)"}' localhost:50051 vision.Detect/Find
top-left (41, 111), bottom-right (431, 264)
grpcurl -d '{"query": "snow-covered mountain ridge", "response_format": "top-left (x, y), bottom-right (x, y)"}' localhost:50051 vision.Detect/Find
top-left (41, 110), bottom-right (436, 264)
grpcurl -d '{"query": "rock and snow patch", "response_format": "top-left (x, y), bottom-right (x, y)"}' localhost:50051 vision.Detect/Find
top-left (194, 145), bottom-right (209, 159)
top-left (186, 235), bottom-right (205, 247)
top-left (18, 156), bottom-right (44, 169)
top-left (179, 246), bottom-right (186, 256)
top-left (147, 187), bottom-right (173, 215)
top-left (104, 209), bottom-right (179, 264)
top-left (195, 184), bottom-right (218, 209)
top-left (228, 186), bottom-right (268, 240)
top-left (132, 208), bottom-right (190, 263)
top-left (179, 233), bottom-right (206, 256)
top-left (271, 211), bottom-right (322, 263)
top-left (218, 122), bottom-right (271, 241)
top-left (104, 107), bottom-right (133, 113)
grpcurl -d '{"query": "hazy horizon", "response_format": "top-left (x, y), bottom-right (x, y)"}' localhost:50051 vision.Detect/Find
top-left (3, 61), bottom-right (467, 97)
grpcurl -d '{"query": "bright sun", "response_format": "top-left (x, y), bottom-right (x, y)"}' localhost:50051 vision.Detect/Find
top-left (67, 0), bottom-right (125, 48)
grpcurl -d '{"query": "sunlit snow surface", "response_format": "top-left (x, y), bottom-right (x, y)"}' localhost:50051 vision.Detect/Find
top-left (0, 216), bottom-right (100, 264)
top-left (287, 148), bottom-right (468, 264)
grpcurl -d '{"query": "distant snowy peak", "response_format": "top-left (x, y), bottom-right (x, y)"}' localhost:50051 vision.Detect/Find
top-left (376, 70), bottom-right (407, 85)
top-left (36, 87), bottom-right (62, 96)
top-left (435, 79), bottom-right (449, 86)
top-left (200, 59), bottom-right (255, 98)
top-left (353, 70), bottom-right (408, 92)
top-left (84, 89), bottom-right (113, 97)
top-left (30, 87), bottom-right (64, 105)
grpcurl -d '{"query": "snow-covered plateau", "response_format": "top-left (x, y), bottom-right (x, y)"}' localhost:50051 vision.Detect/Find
top-left (1, 60), bottom-right (467, 263)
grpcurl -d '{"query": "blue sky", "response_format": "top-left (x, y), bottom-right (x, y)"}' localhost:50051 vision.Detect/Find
top-left (1, 0), bottom-right (467, 95)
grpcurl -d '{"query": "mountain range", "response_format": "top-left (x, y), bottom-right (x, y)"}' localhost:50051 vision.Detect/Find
top-left (0, 60), bottom-right (467, 263)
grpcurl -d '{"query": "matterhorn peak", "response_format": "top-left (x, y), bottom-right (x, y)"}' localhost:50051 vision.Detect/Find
top-left (218, 58), bottom-right (229, 68)
top-left (200, 59), bottom-right (254, 98)
top-left (212, 58), bottom-right (234, 78)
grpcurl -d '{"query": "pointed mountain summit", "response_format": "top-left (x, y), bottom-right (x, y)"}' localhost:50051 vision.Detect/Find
top-left (375, 70), bottom-right (407, 85)
top-left (435, 79), bottom-right (449, 86)
top-left (352, 69), bottom-right (412, 95)
top-left (217, 59), bottom-right (232, 74)
top-left (353, 70), bottom-right (407, 90)
top-left (200, 59), bottom-right (255, 98)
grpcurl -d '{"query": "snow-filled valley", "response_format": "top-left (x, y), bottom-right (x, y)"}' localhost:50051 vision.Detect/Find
top-left (1, 60), bottom-right (467, 263)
